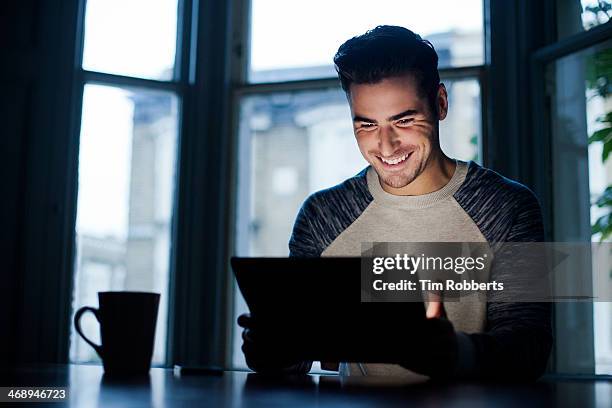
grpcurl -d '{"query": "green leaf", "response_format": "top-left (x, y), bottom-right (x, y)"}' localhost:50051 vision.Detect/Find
top-left (603, 138), bottom-right (612, 162)
top-left (595, 186), bottom-right (612, 207)
top-left (588, 127), bottom-right (612, 144)
top-left (592, 213), bottom-right (612, 241)
top-left (597, 112), bottom-right (612, 125)
top-left (585, 48), bottom-right (612, 97)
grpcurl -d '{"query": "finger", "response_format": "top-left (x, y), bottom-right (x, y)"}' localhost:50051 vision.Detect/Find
top-left (426, 300), bottom-right (442, 319)
top-left (426, 289), bottom-right (443, 319)
top-left (237, 313), bottom-right (252, 328)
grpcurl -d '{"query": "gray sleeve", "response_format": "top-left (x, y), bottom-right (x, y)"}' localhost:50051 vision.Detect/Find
top-left (289, 170), bottom-right (372, 257)
top-left (455, 187), bottom-right (553, 380)
top-left (289, 196), bottom-right (322, 257)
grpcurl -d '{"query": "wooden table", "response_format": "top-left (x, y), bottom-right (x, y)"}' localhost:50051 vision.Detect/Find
top-left (2, 364), bottom-right (610, 407)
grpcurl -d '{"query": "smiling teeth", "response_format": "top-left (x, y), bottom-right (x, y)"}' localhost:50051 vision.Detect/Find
top-left (381, 153), bottom-right (409, 165)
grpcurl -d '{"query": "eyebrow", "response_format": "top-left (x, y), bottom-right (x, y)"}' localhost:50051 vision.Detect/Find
top-left (353, 109), bottom-right (419, 124)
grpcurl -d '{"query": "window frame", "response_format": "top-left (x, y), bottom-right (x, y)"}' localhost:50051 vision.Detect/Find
top-left (69, 0), bottom-right (188, 367)
top-left (530, 19), bottom-right (612, 376)
top-left (63, 0), bottom-right (238, 368)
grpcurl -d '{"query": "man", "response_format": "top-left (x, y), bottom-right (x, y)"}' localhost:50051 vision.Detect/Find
top-left (238, 25), bottom-right (552, 380)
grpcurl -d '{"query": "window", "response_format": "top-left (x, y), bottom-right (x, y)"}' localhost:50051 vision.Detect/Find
top-left (548, 38), bottom-right (612, 375)
top-left (69, 0), bottom-right (181, 366)
top-left (249, 0), bottom-right (484, 82)
top-left (232, 0), bottom-right (486, 370)
top-left (82, 0), bottom-right (178, 80)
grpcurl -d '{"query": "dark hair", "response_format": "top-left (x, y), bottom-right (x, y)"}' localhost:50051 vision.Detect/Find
top-left (333, 25), bottom-right (440, 114)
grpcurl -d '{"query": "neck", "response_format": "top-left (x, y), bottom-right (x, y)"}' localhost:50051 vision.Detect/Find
top-left (381, 151), bottom-right (456, 196)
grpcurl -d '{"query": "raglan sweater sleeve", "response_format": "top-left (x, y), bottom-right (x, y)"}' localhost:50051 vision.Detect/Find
top-left (455, 187), bottom-right (553, 381)
top-left (289, 196), bottom-right (321, 258)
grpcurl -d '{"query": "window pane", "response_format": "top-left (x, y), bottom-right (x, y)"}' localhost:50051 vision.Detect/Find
top-left (440, 79), bottom-right (482, 163)
top-left (70, 84), bottom-right (179, 365)
top-left (249, 0), bottom-right (484, 82)
top-left (549, 39), bottom-right (612, 374)
top-left (557, 0), bottom-right (612, 39)
top-left (82, 0), bottom-right (178, 80)
top-left (231, 81), bottom-right (481, 368)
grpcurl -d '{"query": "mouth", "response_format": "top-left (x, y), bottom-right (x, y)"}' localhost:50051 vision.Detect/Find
top-left (376, 151), bottom-right (414, 169)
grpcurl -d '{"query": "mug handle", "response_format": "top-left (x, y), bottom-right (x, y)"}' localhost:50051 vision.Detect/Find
top-left (74, 306), bottom-right (103, 357)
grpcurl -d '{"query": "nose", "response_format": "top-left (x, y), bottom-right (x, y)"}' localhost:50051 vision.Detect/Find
top-left (378, 125), bottom-right (400, 157)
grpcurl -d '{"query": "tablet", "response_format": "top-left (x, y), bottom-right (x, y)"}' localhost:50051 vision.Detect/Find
top-left (231, 257), bottom-right (426, 363)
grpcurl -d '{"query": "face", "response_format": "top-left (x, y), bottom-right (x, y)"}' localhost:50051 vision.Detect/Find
top-left (349, 74), bottom-right (447, 191)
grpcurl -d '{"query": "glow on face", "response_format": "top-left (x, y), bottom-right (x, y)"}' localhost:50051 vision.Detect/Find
top-left (349, 74), bottom-right (442, 190)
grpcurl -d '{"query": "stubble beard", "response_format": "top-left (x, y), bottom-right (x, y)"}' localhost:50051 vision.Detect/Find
top-left (379, 161), bottom-right (421, 189)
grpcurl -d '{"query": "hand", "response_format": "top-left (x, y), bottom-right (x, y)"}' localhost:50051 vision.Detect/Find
top-left (399, 292), bottom-right (457, 379)
top-left (237, 313), bottom-right (305, 373)
top-left (399, 315), bottom-right (458, 379)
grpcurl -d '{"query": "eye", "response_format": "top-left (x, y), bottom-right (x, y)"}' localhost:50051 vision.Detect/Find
top-left (360, 122), bottom-right (377, 129)
top-left (396, 118), bottom-right (414, 126)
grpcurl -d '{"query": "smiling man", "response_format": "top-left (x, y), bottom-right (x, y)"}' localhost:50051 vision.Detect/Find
top-left (238, 25), bottom-right (552, 380)
top-left (349, 72), bottom-right (453, 197)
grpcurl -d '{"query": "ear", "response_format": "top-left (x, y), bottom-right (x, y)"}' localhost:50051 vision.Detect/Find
top-left (436, 83), bottom-right (448, 121)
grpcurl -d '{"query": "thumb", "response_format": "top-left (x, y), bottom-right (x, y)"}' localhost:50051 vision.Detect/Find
top-left (426, 300), bottom-right (442, 319)
top-left (426, 290), bottom-right (443, 319)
